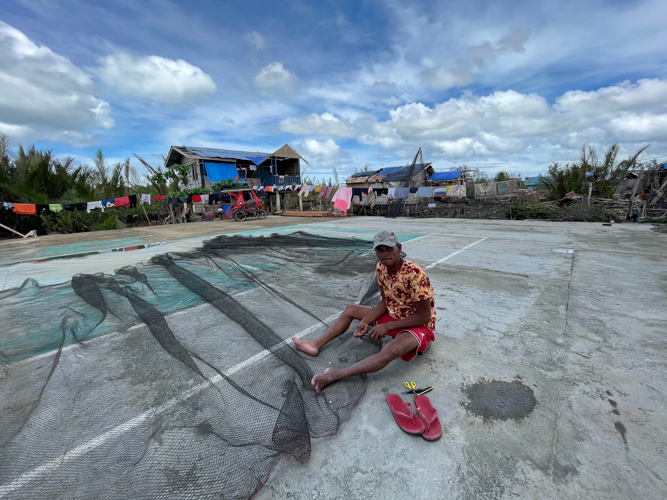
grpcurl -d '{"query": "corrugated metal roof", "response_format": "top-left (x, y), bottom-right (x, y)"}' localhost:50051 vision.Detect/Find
top-left (346, 169), bottom-right (381, 184)
top-left (429, 170), bottom-right (463, 181)
top-left (366, 166), bottom-right (403, 183)
top-left (184, 147), bottom-right (272, 166)
top-left (381, 164), bottom-right (428, 182)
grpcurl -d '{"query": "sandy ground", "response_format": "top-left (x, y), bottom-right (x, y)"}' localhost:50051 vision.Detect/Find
top-left (1, 216), bottom-right (666, 499)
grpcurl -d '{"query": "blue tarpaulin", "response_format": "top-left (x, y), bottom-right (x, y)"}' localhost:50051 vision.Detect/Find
top-left (205, 162), bottom-right (241, 182)
top-left (186, 147), bottom-right (271, 166)
top-left (429, 170), bottom-right (463, 181)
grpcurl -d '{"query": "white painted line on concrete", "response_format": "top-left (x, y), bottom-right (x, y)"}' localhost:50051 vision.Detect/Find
top-left (424, 237), bottom-right (487, 270)
top-left (0, 311), bottom-right (340, 498)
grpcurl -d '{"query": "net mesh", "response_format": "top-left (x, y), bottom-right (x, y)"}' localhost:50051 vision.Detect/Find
top-left (0, 232), bottom-right (382, 499)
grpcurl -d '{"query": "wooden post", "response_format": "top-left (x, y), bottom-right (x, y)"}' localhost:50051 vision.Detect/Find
top-left (626, 167), bottom-right (644, 219)
top-left (141, 203), bottom-right (152, 226)
top-left (0, 222), bottom-right (26, 238)
top-left (276, 191), bottom-right (281, 211)
top-left (299, 194), bottom-right (303, 211)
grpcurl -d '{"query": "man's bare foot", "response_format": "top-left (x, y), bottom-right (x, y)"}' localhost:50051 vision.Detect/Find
top-left (311, 368), bottom-right (339, 394)
top-left (292, 337), bottom-right (320, 356)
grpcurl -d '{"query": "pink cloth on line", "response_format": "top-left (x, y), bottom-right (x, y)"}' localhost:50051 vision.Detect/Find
top-left (332, 187), bottom-right (353, 212)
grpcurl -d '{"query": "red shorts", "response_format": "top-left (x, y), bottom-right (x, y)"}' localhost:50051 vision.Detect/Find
top-left (375, 312), bottom-right (435, 362)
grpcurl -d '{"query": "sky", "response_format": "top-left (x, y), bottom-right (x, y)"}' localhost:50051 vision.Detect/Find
top-left (0, 0), bottom-right (666, 182)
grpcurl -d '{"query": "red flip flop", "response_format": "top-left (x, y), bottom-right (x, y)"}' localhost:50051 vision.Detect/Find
top-left (386, 394), bottom-right (425, 435)
top-left (415, 395), bottom-right (442, 441)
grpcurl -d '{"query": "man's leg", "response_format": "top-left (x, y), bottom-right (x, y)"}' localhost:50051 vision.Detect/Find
top-left (310, 331), bottom-right (419, 393)
top-left (292, 304), bottom-right (373, 356)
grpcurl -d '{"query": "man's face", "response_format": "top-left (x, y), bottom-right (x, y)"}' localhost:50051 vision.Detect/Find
top-left (374, 244), bottom-right (402, 267)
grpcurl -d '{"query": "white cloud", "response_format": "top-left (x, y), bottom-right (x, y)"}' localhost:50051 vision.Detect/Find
top-left (94, 52), bottom-right (216, 103)
top-left (300, 138), bottom-right (341, 158)
top-left (0, 21), bottom-right (113, 144)
top-left (254, 62), bottom-right (298, 94)
top-left (282, 78), bottom-right (667, 163)
top-left (242, 31), bottom-right (265, 50)
top-left (297, 139), bottom-right (352, 175)
top-left (422, 28), bottom-right (531, 90)
top-left (280, 112), bottom-right (353, 137)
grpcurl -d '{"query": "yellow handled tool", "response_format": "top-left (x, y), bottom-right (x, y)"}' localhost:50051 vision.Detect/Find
top-left (404, 381), bottom-right (416, 391)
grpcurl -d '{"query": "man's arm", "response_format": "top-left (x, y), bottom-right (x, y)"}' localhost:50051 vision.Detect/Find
top-left (367, 298), bottom-right (431, 340)
top-left (353, 290), bottom-right (389, 337)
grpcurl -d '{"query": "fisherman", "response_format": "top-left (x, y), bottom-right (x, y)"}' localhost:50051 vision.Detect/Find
top-left (293, 230), bottom-right (436, 393)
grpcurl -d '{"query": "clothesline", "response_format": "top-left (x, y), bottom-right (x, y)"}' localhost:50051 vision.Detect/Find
top-left (2, 183), bottom-right (469, 216)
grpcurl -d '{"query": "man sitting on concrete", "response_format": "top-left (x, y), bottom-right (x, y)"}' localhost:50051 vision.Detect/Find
top-left (293, 230), bottom-right (436, 393)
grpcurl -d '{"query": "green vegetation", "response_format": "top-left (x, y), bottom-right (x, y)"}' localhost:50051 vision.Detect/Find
top-left (539, 144), bottom-right (648, 198)
top-left (0, 134), bottom-right (196, 235)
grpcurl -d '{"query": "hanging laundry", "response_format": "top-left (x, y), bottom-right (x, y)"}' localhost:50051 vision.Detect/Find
top-left (87, 201), bottom-right (103, 213)
top-left (129, 195), bottom-right (137, 208)
top-left (332, 187), bottom-right (353, 212)
top-left (374, 188), bottom-right (388, 196)
top-left (63, 203), bottom-right (76, 211)
top-left (140, 193), bottom-right (151, 205)
top-left (187, 195), bottom-right (193, 204)
top-left (200, 194), bottom-right (209, 203)
top-left (328, 187), bottom-right (337, 199)
top-left (474, 182), bottom-right (496, 199)
top-left (36, 204), bottom-right (51, 214)
top-left (177, 196), bottom-right (186, 204)
top-left (409, 187), bottom-right (419, 193)
top-left (163, 196), bottom-right (171, 207)
top-left (448, 185), bottom-right (467, 198)
top-left (314, 185), bottom-right (322, 193)
top-left (416, 186), bottom-right (434, 198)
top-left (48, 204), bottom-right (63, 213)
top-left (75, 203), bottom-right (87, 211)
top-left (114, 196), bottom-right (130, 207)
top-left (433, 187), bottom-right (447, 196)
top-left (298, 184), bottom-right (310, 196)
top-left (395, 188), bottom-right (410, 199)
top-left (102, 199), bottom-right (115, 208)
top-left (387, 188), bottom-right (397, 198)
top-left (154, 195), bottom-right (164, 201)
top-left (2, 202), bottom-right (14, 210)
top-left (318, 187), bottom-right (328, 199)
top-left (13, 203), bottom-right (37, 215)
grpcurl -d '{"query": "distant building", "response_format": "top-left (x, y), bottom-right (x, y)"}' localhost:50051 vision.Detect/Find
top-left (345, 163), bottom-right (435, 188)
top-left (165, 144), bottom-right (307, 191)
top-left (428, 169), bottom-right (467, 185)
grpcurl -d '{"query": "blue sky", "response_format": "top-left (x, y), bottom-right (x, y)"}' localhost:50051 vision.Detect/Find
top-left (1, 0), bottom-right (666, 181)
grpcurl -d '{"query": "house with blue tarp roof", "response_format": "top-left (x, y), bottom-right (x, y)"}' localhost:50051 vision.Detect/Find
top-left (165, 144), bottom-right (307, 191)
top-left (345, 163), bottom-right (435, 187)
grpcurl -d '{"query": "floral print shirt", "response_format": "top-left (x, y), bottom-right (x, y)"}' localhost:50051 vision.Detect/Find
top-left (376, 260), bottom-right (436, 332)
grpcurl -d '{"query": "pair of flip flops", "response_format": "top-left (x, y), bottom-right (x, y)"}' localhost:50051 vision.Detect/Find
top-left (386, 394), bottom-right (442, 441)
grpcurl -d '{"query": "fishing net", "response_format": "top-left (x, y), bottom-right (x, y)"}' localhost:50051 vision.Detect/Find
top-left (0, 232), bottom-right (382, 499)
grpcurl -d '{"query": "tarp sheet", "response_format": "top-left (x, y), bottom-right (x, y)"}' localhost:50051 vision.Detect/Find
top-left (205, 162), bottom-right (241, 182)
top-left (187, 147), bottom-right (271, 166)
top-left (429, 170), bottom-right (463, 181)
top-left (382, 164), bottom-right (427, 182)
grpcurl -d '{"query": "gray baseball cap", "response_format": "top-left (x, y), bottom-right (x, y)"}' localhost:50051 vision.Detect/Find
top-left (373, 230), bottom-right (399, 249)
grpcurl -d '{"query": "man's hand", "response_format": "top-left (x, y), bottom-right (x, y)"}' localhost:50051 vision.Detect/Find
top-left (354, 320), bottom-right (370, 337)
top-left (368, 323), bottom-right (392, 340)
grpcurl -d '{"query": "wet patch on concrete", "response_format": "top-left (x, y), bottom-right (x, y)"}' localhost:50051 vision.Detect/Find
top-left (615, 421), bottom-right (628, 446)
top-left (462, 379), bottom-right (537, 421)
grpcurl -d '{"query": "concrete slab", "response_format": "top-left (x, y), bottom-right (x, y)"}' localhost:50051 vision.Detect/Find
top-left (1, 217), bottom-right (666, 499)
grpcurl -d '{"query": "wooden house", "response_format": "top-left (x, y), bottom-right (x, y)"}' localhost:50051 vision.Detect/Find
top-left (165, 144), bottom-right (307, 190)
